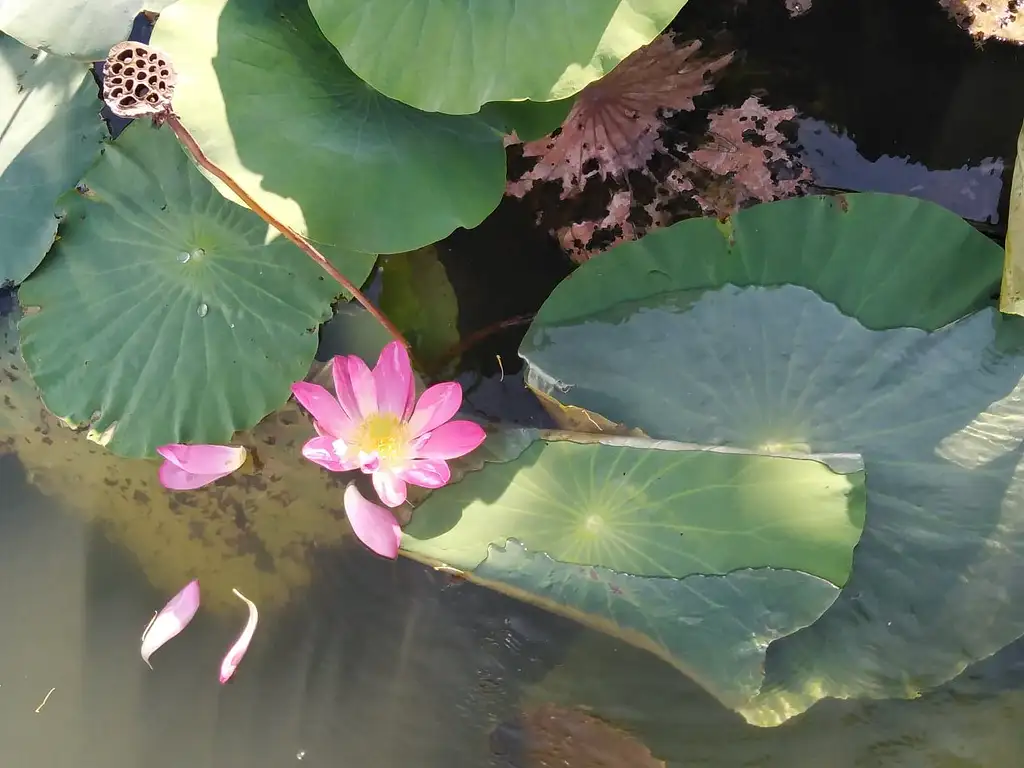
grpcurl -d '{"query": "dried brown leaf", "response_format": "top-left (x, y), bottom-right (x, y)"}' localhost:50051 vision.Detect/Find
top-left (688, 96), bottom-right (813, 213)
top-left (507, 36), bottom-right (733, 197)
top-left (502, 704), bottom-right (665, 768)
top-left (939, 0), bottom-right (1024, 43)
top-left (552, 97), bottom-right (812, 262)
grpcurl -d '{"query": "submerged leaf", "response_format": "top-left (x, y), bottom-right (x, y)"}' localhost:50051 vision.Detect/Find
top-left (508, 36), bottom-right (733, 197)
top-left (379, 248), bottom-right (460, 367)
top-left (141, 579), bottom-right (200, 667)
top-left (939, 0), bottom-right (1024, 44)
top-left (495, 703), bottom-right (665, 767)
top-left (551, 97), bottom-right (812, 262)
top-left (688, 97), bottom-right (813, 213)
top-left (220, 588), bottom-right (258, 683)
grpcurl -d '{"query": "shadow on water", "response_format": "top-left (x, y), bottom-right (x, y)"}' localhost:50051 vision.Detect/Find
top-left (0, 451), bottom-right (578, 768)
top-left (4, 444), bottom-right (1024, 767)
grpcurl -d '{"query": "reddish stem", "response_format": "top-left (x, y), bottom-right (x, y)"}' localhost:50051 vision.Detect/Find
top-left (433, 313), bottom-right (536, 372)
top-left (165, 115), bottom-right (409, 351)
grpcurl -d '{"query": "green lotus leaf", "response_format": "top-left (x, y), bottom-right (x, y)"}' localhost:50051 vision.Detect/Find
top-left (0, 34), bottom-right (106, 287)
top-left (402, 430), bottom-right (866, 711)
top-left (532, 194), bottom-right (1002, 332)
top-left (149, 0), bottom-right (507, 254)
top-left (1001, 120), bottom-right (1024, 316)
top-left (379, 247), bottom-right (459, 367)
top-left (306, 0), bottom-right (689, 115)
top-left (476, 97), bottom-right (575, 143)
top-left (522, 267), bottom-right (1024, 723)
top-left (17, 121), bottom-right (375, 458)
top-left (0, 0), bottom-right (172, 59)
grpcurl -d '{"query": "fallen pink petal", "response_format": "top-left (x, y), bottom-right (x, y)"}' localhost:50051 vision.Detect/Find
top-left (157, 443), bottom-right (247, 491)
top-left (219, 588), bottom-right (258, 684)
top-left (344, 484), bottom-right (402, 559)
top-left (141, 579), bottom-right (201, 668)
top-left (291, 341), bottom-right (486, 508)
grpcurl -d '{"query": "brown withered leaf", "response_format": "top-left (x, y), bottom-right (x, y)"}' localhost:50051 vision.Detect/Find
top-left (939, 0), bottom-right (1024, 43)
top-left (551, 97), bottom-right (812, 262)
top-left (507, 36), bottom-right (733, 198)
top-left (529, 385), bottom-right (648, 438)
top-left (688, 96), bottom-right (813, 214)
top-left (495, 704), bottom-right (664, 768)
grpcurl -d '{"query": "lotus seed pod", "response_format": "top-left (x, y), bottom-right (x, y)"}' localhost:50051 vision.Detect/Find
top-left (102, 41), bottom-right (177, 120)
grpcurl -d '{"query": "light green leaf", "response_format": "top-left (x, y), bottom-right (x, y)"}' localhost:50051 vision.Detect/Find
top-left (149, 0), bottom-right (507, 254)
top-left (522, 275), bottom-right (1024, 724)
top-left (306, 0), bottom-right (689, 114)
top-left (0, 33), bottom-right (106, 286)
top-left (379, 247), bottom-right (459, 366)
top-left (17, 121), bottom-right (375, 457)
top-left (1000, 121), bottom-right (1024, 316)
top-left (476, 97), bottom-right (575, 142)
top-left (532, 194), bottom-right (1003, 332)
top-left (0, 0), bottom-right (172, 59)
top-left (402, 430), bottom-right (865, 711)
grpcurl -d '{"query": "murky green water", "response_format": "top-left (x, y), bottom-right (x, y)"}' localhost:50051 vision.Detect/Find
top-left (2, 448), bottom-right (1023, 767)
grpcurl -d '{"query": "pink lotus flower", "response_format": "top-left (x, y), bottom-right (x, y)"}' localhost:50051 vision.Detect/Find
top-left (157, 444), bottom-right (247, 490)
top-left (291, 341), bottom-right (486, 556)
top-left (141, 579), bottom-right (201, 667)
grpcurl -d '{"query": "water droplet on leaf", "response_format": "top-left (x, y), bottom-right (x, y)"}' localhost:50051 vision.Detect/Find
top-left (197, 303), bottom-right (209, 317)
top-left (178, 248), bottom-right (205, 264)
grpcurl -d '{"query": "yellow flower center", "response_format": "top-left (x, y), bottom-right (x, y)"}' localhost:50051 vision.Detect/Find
top-left (351, 413), bottom-right (409, 463)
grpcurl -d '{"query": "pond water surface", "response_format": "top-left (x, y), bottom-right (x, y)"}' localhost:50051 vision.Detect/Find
top-left (3, 445), bottom-right (1024, 767)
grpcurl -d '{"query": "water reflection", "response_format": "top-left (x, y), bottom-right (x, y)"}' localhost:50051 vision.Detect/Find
top-left (3, 425), bottom-right (1024, 766)
top-left (0, 453), bottom-right (563, 767)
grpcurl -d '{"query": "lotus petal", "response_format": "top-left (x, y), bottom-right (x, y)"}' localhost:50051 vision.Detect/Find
top-left (219, 588), bottom-right (258, 684)
top-left (141, 579), bottom-right (201, 667)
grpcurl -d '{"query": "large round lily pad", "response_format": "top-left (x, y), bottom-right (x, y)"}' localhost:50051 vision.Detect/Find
top-left (149, 0), bottom-right (507, 255)
top-left (0, 34), bottom-right (106, 286)
top-left (402, 430), bottom-right (866, 711)
top-left (306, 0), bottom-right (688, 114)
top-left (520, 196), bottom-right (1024, 724)
top-left (18, 121), bottom-right (375, 458)
top-left (532, 193), bottom-right (1002, 332)
top-left (0, 0), bottom-right (172, 59)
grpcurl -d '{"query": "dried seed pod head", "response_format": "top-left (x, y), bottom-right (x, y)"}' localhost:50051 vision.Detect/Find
top-left (102, 41), bottom-right (177, 121)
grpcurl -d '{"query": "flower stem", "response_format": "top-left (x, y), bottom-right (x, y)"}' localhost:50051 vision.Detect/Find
top-left (164, 115), bottom-right (410, 350)
top-left (432, 313), bottom-right (536, 373)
